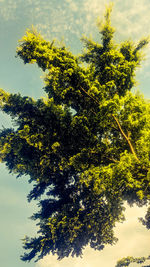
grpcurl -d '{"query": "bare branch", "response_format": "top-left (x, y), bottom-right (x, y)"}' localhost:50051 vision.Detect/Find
top-left (112, 114), bottom-right (139, 161)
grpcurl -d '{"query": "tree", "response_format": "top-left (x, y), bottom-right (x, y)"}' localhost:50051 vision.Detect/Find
top-left (0, 6), bottom-right (150, 264)
top-left (116, 256), bottom-right (150, 267)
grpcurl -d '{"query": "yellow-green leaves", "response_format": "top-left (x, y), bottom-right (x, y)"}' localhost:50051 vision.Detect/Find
top-left (116, 256), bottom-right (149, 267)
top-left (0, 5), bottom-right (150, 264)
top-left (0, 88), bottom-right (10, 108)
top-left (99, 5), bottom-right (115, 50)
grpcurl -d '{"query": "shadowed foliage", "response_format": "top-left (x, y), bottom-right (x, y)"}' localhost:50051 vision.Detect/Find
top-left (0, 7), bottom-right (150, 264)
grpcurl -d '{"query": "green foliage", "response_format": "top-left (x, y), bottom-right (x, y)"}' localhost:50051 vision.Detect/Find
top-left (116, 256), bottom-right (150, 267)
top-left (0, 7), bottom-right (150, 263)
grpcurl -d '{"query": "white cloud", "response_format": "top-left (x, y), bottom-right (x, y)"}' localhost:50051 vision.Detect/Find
top-left (83, 0), bottom-right (107, 14)
top-left (66, 0), bottom-right (78, 12)
top-left (1, 0), bottom-right (150, 49)
top-left (74, 0), bottom-right (150, 42)
top-left (36, 204), bottom-right (150, 267)
top-left (1, 0), bottom-right (150, 41)
top-left (112, 0), bottom-right (150, 40)
top-left (0, 0), bottom-right (18, 21)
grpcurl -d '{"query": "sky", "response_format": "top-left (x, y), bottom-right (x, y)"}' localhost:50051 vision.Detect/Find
top-left (0, 0), bottom-right (150, 266)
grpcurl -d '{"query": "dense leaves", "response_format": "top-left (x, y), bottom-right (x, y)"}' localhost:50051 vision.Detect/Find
top-left (0, 7), bottom-right (150, 263)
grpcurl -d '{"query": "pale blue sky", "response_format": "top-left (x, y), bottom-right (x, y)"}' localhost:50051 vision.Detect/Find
top-left (0, 1), bottom-right (150, 267)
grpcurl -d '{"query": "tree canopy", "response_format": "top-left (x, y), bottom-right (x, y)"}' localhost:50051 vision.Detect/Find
top-left (0, 7), bottom-right (150, 265)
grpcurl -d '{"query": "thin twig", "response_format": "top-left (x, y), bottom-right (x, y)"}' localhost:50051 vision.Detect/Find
top-left (107, 157), bottom-right (119, 163)
top-left (80, 87), bottom-right (100, 105)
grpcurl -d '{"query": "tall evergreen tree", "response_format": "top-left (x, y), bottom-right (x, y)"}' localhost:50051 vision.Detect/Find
top-left (0, 7), bottom-right (150, 264)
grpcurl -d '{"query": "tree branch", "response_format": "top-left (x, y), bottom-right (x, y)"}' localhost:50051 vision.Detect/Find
top-left (80, 87), bottom-right (100, 105)
top-left (112, 114), bottom-right (139, 161)
top-left (79, 87), bottom-right (139, 162)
